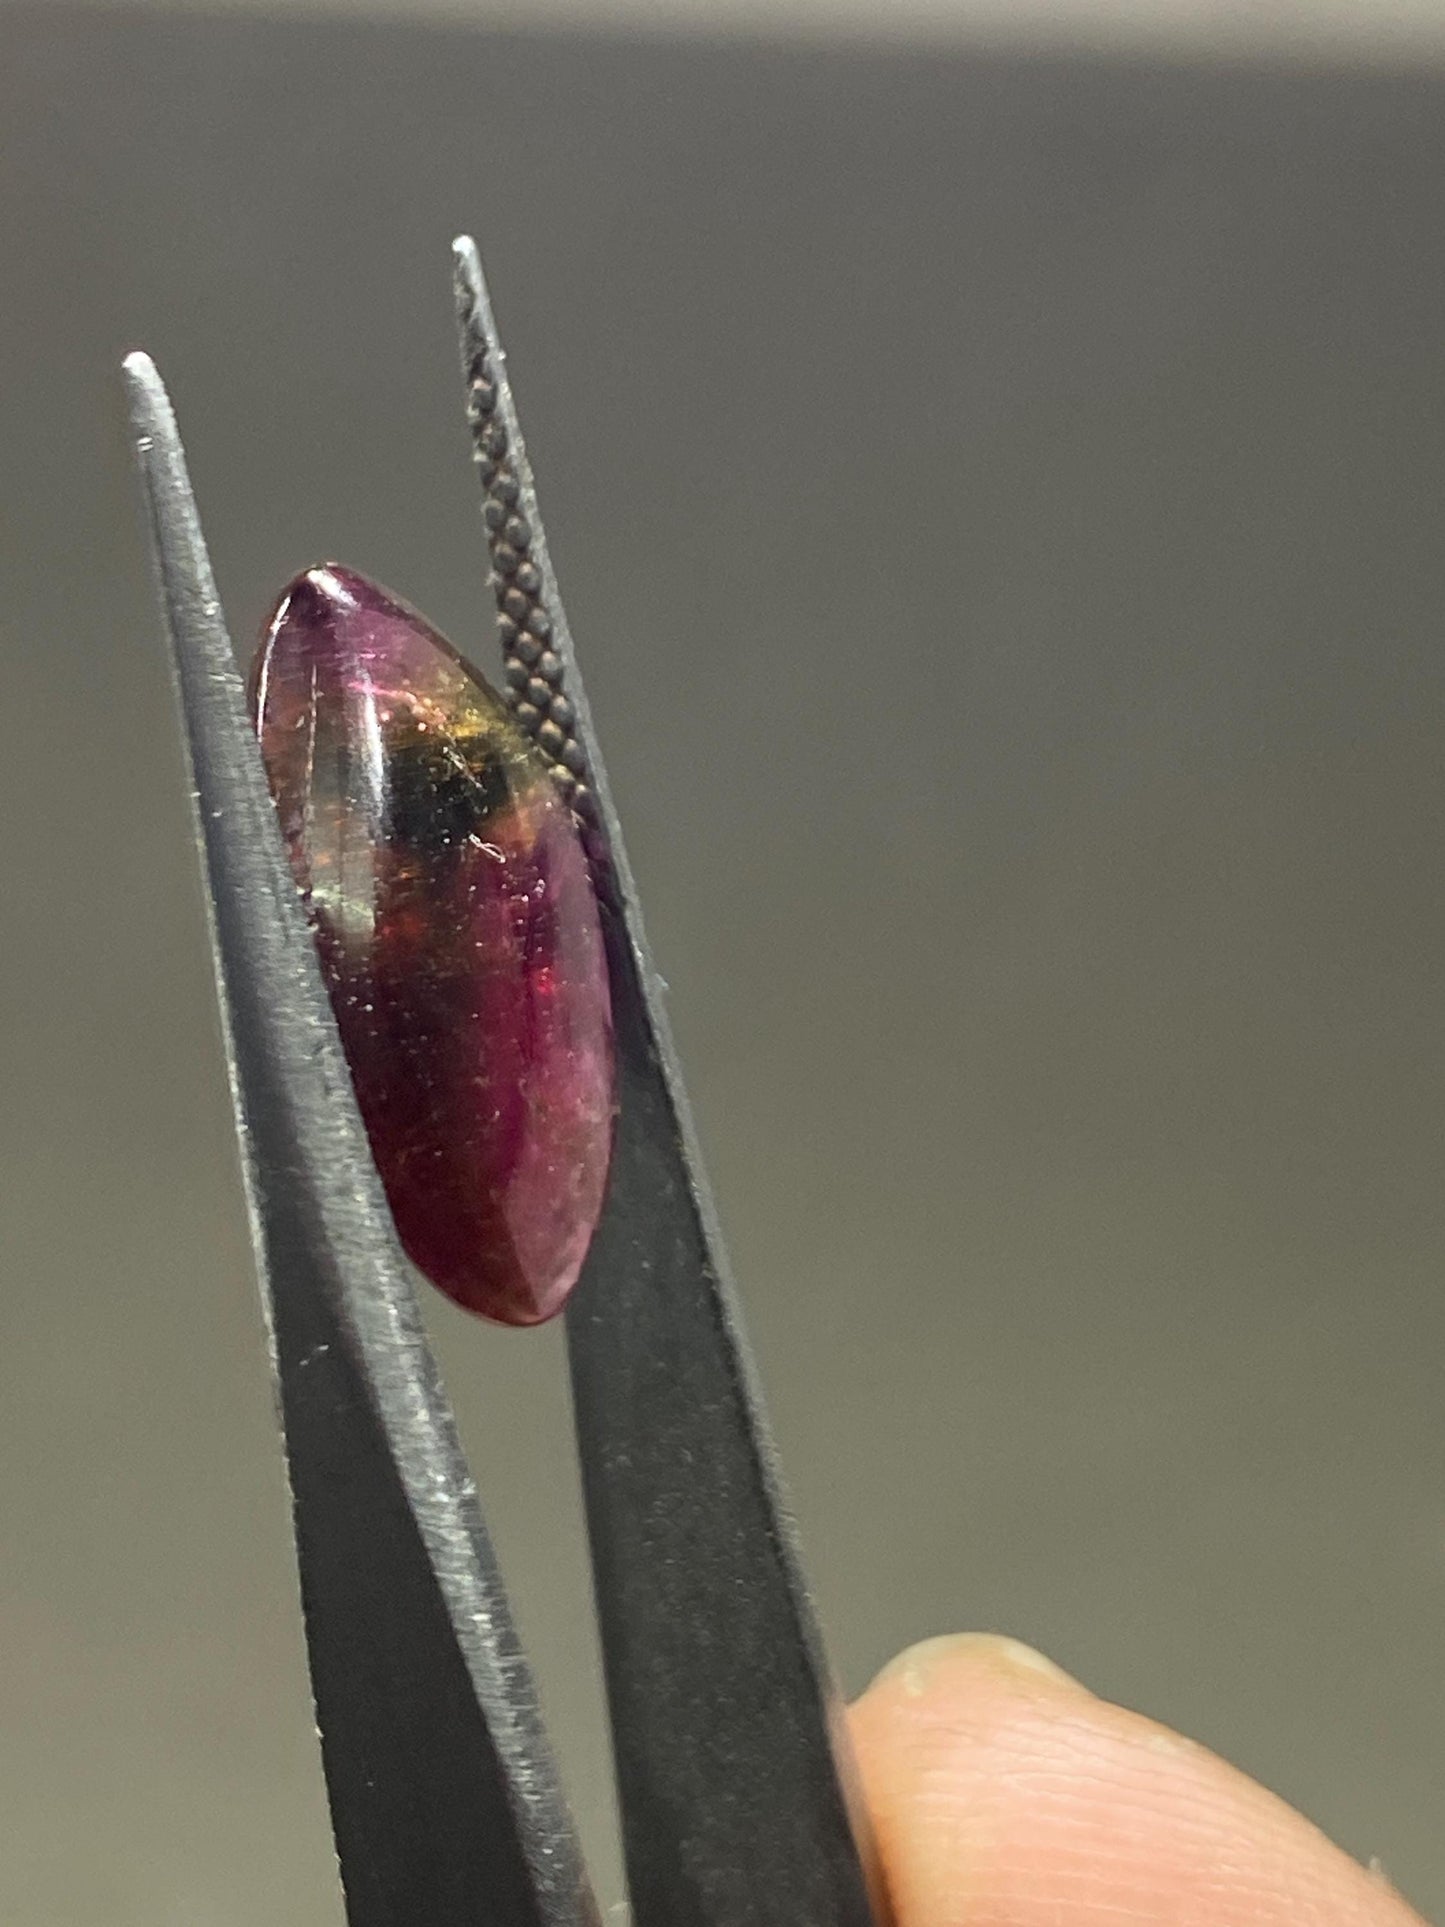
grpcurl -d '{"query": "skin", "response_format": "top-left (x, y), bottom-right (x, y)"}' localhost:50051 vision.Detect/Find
top-left (848, 1634), bottom-right (1428, 1927)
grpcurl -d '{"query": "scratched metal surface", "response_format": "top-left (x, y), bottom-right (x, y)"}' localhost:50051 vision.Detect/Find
top-left (3, 8), bottom-right (1444, 1921)
top-left (127, 353), bottom-right (602, 1927)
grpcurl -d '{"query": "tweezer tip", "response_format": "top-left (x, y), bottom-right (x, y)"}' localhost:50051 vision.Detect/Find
top-left (451, 238), bottom-right (500, 359)
top-left (121, 346), bottom-right (161, 399)
top-left (121, 349), bottom-right (173, 443)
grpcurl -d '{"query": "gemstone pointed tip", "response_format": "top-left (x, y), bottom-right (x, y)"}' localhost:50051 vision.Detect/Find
top-left (274, 561), bottom-right (361, 618)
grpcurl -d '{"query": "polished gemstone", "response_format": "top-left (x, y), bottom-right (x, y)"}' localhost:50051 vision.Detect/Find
top-left (250, 564), bottom-right (614, 1325)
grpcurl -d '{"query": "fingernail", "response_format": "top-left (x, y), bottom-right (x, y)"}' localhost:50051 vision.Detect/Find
top-left (870, 1632), bottom-right (1088, 1700)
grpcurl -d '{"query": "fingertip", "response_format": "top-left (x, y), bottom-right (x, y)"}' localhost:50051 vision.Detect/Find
top-left (865, 1630), bottom-right (1088, 1701)
top-left (850, 1633), bottom-right (1425, 1927)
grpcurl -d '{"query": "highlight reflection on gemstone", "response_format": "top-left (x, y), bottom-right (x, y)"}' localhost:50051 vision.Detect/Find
top-left (250, 564), bottom-right (615, 1326)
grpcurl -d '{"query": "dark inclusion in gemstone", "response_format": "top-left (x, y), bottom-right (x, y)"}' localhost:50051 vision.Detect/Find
top-left (249, 564), bottom-right (615, 1326)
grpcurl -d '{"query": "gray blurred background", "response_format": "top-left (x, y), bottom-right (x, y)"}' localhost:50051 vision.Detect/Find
top-left (4, 1), bottom-right (1445, 1919)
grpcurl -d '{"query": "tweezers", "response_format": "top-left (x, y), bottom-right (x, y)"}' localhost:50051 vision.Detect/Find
top-left (123, 238), bottom-right (882, 1927)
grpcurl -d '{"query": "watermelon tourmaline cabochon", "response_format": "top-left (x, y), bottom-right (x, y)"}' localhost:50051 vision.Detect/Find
top-left (249, 563), bottom-right (615, 1327)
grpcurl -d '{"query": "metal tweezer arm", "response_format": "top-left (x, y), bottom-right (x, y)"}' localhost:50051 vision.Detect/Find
top-left (125, 240), bottom-right (879, 1927)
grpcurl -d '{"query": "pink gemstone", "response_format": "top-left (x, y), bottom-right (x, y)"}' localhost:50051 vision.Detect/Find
top-left (250, 564), bottom-right (614, 1326)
